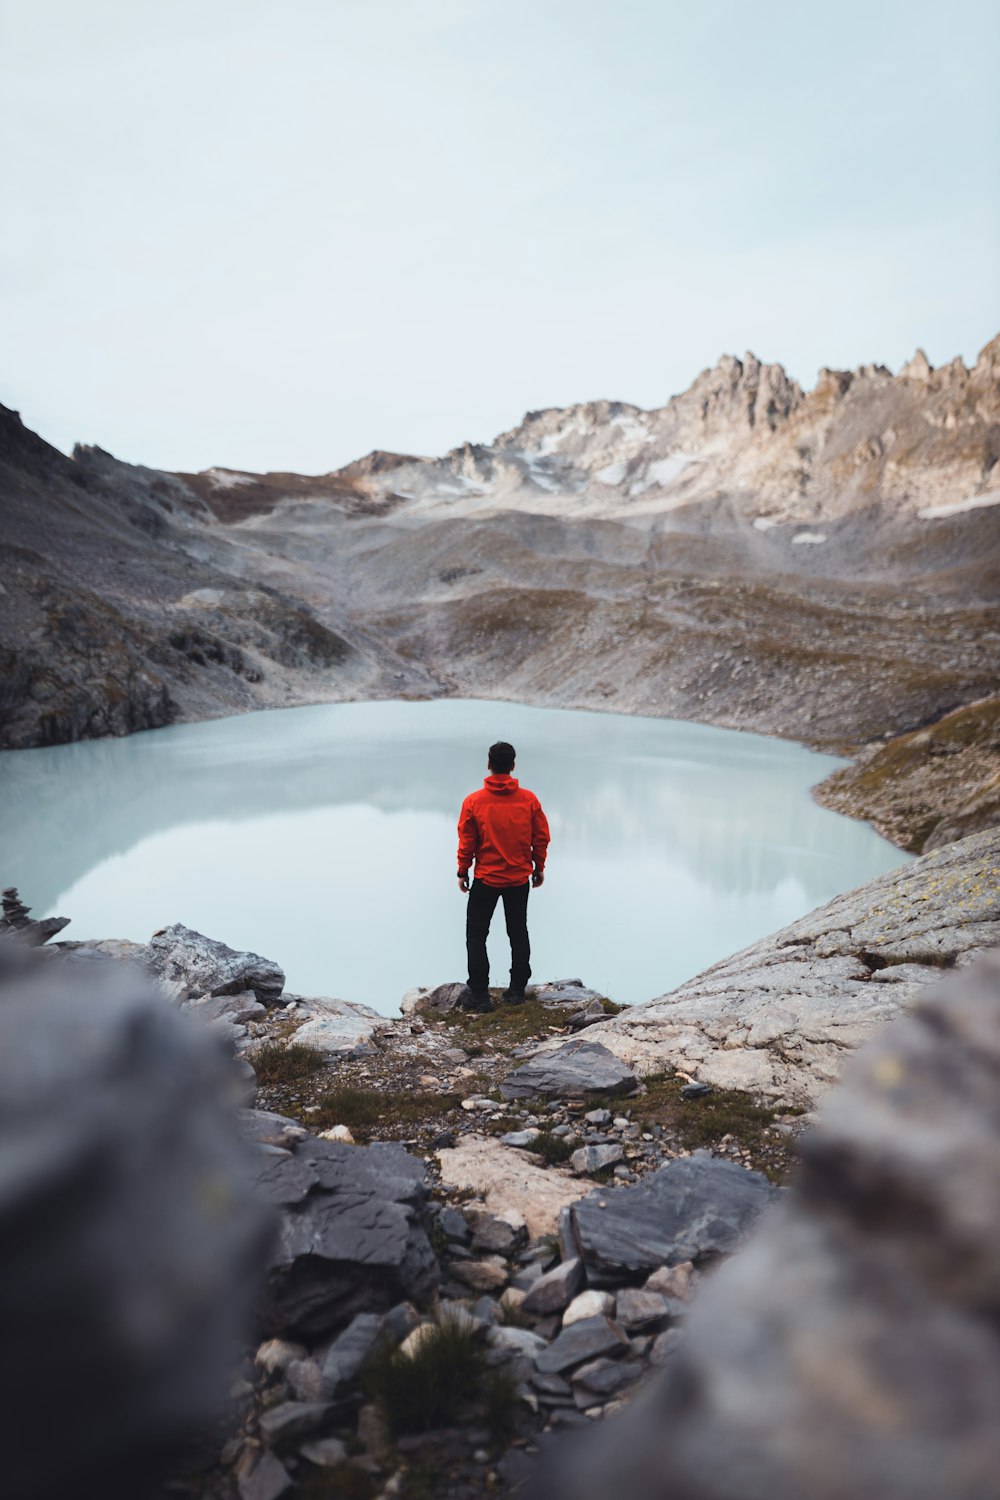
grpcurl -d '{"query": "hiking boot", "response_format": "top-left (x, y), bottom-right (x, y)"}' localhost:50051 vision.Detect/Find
top-left (465, 989), bottom-right (494, 1013)
top-left (503, 988), bottom-right (526, 1006)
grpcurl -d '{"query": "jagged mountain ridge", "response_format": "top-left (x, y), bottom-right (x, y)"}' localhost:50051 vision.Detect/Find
top-left (189, 336), bottom-right (1000, 548)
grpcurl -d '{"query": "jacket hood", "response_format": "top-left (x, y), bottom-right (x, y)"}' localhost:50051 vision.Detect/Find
top-left (484, 774), bottom-right (519, 794)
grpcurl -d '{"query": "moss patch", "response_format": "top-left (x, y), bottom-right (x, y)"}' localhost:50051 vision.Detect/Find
top-left (627, 1071), bottom-right (801, 1182)
top-left (311, 1084), bottom-right (463, 1138)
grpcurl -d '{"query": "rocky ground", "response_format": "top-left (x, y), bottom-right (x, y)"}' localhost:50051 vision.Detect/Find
top-left (814, 693), bottom-right (1000, 853)
top-left (6, 818), bottom-right (996, 1499)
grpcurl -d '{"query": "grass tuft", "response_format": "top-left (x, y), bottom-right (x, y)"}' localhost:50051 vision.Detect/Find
top-left (525, 1129), bottom-right (574, 1166)
top-left (311, 1085), bottom-right (462, 1137)
top-left (364, 1312), bottom-right (487, 1435)
top-left (247, 1040), bottom-right (326, 1084)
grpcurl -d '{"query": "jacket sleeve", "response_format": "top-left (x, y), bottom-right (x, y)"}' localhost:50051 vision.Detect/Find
top-left (457, 799), bottom-right (479, 877)
top-left (531, 798), bottom-right (551, 873)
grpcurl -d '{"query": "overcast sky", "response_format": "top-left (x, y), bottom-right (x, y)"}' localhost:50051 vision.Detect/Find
top-left (2, 0), bottom-right (998, 474)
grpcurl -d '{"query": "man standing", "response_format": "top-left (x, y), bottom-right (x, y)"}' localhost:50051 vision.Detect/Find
top-left (457, 740), bottom-right (550, 1012)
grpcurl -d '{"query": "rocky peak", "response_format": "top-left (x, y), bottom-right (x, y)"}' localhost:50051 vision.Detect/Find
top-left (974, 332), bottom-right (1000, 379)
top-left (899, 348), bottom-right (933, 381)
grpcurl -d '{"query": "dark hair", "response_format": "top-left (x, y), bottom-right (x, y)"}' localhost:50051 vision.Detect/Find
top-left (488, 741), bottom-right (516, 774)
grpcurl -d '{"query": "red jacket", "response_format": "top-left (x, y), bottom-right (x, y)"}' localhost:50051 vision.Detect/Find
top-left (457, 775), bottom-right (550, 887)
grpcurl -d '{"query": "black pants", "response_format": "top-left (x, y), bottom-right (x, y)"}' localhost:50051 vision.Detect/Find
top-left (466, 879), bottom-right (531, 993)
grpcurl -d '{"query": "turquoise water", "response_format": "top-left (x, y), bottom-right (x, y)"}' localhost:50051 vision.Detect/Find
top-left (0, 699), bottom-right (909, 1013)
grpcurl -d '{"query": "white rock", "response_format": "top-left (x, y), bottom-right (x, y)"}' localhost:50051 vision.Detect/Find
top-left (562, 1289), bottom-right (615, 1327)
top-left (318, 1125), bottom-right (355, 1144)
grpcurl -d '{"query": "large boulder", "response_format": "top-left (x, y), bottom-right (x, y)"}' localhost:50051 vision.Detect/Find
top-left (577, 827), bottom-right (1000, 1106)
top-left (500, 1038), bottom-right (638, 1101)
top-left (241, 1112), bottom-right (437, 1337)
top-left (535, 951), bottom-right (1000, 1500)
top-left (144, 923), bottom-right (286, 1005)
top-left (290, 996), bottom-right (383, 1056)
top-left (567, 1155), bottom-right (779, 1285)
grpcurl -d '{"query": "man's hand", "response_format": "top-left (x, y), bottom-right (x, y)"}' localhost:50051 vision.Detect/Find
top-left (532, 871), bottom-right (545, 888)
top-left (458, 875), bottom-right (470, 893)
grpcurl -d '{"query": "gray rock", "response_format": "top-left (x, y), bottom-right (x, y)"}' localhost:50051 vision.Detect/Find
top-left (585, 1109), bottom-right (613, 1126)
top-left (571, 1154), bottom-right (778, 1285)
top-left (571, 1357), bottom-right (645, 1399)
top-left (613, 1288), bottom-right (670, 1331)
top-left (533, 979), bottom-right (606, 1008)
top-left (257, 1400), bottom-right (333, 1446)
top-left (488, 1325), bottom-right (549, 1358)
top-left (501, 1039), bottom-right (638, 1101)
top-left (471, 1213), bottom-right (525, 1255)
top-left (522, 1257), bottom-right (585, 1315)
top-left (144, 923), bottom-right (285, 1004)
top-left (298, 1437), bottom-right (348, 1467)
top-left (570, 1143), bottom-right (624, 1175)
top-left (237, 1451), bottom-right (293, 1500)
top-left (501, 1128), bottom-right (542, 1148)
top-left (290, 995), bottom-right (383, 1057)
top-left (438, 1206), bottom-right (472, 1242)
top-left (534, 1315), bottom-right (631, 1374)
top-left (318, 1312), bottom-right (386, 1397)
top-left (185, 990), bottom-right (266, 1025)
top-left (400, 981), bottom-right (471, 1016)
top-left (531, 950), bottom-right (1000, 1500)
top-left (256, 1134), bottom-right (436, 1337)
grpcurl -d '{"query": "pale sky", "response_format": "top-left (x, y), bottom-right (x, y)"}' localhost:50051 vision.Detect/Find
top-left (2, 0), bottom-right (998, 475)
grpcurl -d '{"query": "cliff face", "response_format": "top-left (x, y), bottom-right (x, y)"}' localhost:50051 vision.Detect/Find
top-left (2, 339), bottom-right (998, 834)
top-left (0, 407), bottom-right (414, 749)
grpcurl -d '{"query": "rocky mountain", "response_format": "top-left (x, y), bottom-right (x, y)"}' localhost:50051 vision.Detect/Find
top-left (2, 337), bottom-right (998, 848)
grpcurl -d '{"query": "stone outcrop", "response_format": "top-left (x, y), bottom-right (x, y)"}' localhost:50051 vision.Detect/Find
top-left (535, 950), bottom-right (1000, 1500)
top-left (144, 922), bottom-right (287, 1004)
top-left (0, 885), bottom-right (69, 946)
top-left (241, 1110), bottom-right (436, 1339)
top-left (567, 827), bottom-right (1000, 1106)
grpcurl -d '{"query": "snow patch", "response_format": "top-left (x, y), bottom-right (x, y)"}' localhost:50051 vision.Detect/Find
top-left (918, 493), bottom-right (1000, 520)
top-left (629, 451), bottom-right (699, 495)
top-left (611, 413), bottom-right (648, 442)
top-left (753, 516), bottom-right (778, 531)
top-left (791, 531), bottom-right (827, 545)
top-left (204, 468), bottom-right (256, 489)
top-left (595, 461), bottom-right (627, 486)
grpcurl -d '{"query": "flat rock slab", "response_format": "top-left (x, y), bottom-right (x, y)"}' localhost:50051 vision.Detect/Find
top-left (436, 1133), bottom-right (590, 1238)
top-left (572, 828), bottom-right (1000, 1107)
top-left (533, 979), bottom-right (607, 1008)
top-left (290, 995), bottom-right (383, 1056)
top-left (252, 1128), bottom-right (436, 1338)
top-left (534, 1314), bottom-right (631, 1375)
top-left (569, 1155), bottom-right (779, 1285)
top-left (500, 1039), bottom-right (638, 1101)
top-left (144, 923), bottom-right (285, 1005)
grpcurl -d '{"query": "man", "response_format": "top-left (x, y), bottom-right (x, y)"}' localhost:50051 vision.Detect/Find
top-left (457, 740), bottom-right (550, 1012)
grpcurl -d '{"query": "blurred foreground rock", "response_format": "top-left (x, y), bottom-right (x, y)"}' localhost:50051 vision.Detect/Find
top-left (0, 946), bottom-right (273, 1500)
top-left (535, 949), bottom-right (1000, 1500)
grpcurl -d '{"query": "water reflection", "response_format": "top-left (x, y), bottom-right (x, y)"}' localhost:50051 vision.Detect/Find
top-left (0, 700), bottom-right (908, 1010)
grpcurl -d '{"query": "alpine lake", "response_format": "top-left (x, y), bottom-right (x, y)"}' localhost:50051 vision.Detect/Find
top-left (0, 698), bottom-right (909, 1014)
